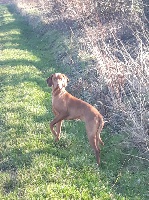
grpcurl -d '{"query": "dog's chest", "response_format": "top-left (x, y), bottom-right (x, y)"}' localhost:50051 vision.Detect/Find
top-left (52, 95), bottom-right (66, 111)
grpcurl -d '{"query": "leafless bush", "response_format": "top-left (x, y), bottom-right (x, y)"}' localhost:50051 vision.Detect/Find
top-left (13, 0), bottom-right (149, 150)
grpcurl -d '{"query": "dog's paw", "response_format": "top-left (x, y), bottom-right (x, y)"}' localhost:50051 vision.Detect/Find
top-left (55, 136), bottom-right (60, 142)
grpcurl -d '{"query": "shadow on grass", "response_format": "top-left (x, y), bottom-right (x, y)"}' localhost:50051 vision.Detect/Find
top-left (1, 6), bottom-right (56, 73)
top-left (0, 4), bottom-right (53, 194)
top-left (0, 146), bottom-right (33, 194)
top-left (0, 148), bottom-right (32, 172)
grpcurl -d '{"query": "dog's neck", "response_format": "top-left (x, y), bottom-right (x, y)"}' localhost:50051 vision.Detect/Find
top-left (52, 86), bottom-right (66, 97)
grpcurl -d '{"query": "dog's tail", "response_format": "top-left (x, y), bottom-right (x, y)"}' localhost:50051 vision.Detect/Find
top-left (97, 115), bottom-right (104, 146)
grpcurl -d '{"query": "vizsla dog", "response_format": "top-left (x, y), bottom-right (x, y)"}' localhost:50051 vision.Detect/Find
top-left (47, 73), bottom-right (104, 165)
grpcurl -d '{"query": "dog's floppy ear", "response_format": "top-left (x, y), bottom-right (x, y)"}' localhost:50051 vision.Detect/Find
top-left (47, 74), bottom-right (53, 87)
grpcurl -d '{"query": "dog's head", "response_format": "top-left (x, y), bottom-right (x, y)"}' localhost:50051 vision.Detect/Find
top-left (47, 73), bottom-right (69, 90)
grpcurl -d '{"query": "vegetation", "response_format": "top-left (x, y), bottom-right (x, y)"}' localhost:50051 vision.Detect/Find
top-left (13, 0), bottom-right (149, 148)
top-left (0, 2), bottom-right (149, 200)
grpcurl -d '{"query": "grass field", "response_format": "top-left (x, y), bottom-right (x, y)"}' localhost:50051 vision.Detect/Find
top-left (0, 4), bottom-right (149, 200)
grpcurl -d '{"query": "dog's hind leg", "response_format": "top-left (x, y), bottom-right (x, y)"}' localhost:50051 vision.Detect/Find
top-left (96, 130), bottom-right (104, 147)
top-left (90, 135), bottom-right (100, 165)
top-left (85, 123), bottom-right (100, 165)
top-left (96, 117), bottom-right (104, 146)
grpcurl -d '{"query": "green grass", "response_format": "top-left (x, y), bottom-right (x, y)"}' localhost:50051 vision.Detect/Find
top-left (0, 4), bottom-right (149, 200)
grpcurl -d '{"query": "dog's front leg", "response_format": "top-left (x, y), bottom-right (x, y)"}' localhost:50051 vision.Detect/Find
top-left (50, 114), bottom-right (67, 141)
top-left (52, 109), bottom-right (63, 141)
top-left (56, 120), bottom-right (63, 141)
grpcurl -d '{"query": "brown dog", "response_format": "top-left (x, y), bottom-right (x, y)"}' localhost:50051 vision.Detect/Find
top-left (47, 73), bottom-right (104, 165)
